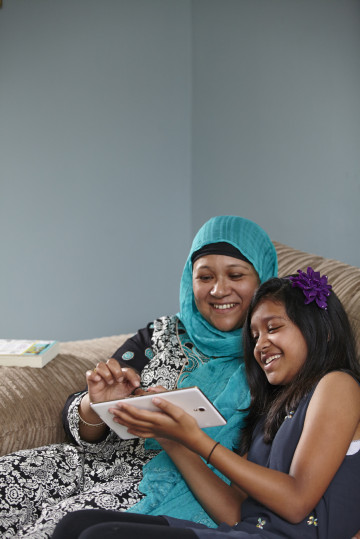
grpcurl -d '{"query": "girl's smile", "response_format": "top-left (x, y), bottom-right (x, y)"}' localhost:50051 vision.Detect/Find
top-left (250, 299), bottom-right (308, 385)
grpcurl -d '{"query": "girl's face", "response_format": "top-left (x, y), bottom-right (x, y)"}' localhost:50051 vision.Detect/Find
top-left (192, 254), bottom-right (260, 332)
top-left (250, 298), bottom-right (308, 385)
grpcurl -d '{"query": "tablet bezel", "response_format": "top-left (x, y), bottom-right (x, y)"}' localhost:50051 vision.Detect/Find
top-left (90, 386), bottom-right (226, 440)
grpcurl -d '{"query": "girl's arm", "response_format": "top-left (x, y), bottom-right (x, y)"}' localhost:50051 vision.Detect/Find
top-left (157, 438), bottom-right (247, 525)
top-left (113, 371), bottom-right (360, 524)
top-left (208, 371), bottom-right (360, 523)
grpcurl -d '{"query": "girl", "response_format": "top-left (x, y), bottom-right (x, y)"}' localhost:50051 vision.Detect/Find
top-left (53, 268), bottom-right (360, 539)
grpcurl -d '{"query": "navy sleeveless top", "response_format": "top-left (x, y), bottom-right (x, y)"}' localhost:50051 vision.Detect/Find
top-left (166, 375), bottom-right (360, 538)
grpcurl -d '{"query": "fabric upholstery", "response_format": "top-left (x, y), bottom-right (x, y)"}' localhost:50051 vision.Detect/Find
top-left (275, 241), bottom-right (360, 356)
top-left (0, 335), bottom-right (132, 456)
top-left (0, 241), bottom-right (358, 457)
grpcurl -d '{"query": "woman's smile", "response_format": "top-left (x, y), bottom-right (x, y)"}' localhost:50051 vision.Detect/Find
top-left (211, 302), bottom-right (238, 311)
top-left (192, 254), bottom-right (260, 332)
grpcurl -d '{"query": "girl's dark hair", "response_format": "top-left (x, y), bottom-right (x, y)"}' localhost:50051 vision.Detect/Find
top-left (238, 276), bottom-right (360, 456)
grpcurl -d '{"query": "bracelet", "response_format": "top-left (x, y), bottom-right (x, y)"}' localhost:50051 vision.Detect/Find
top-left (206, 441), bottom-right (220, 464)
top-left (78, 411), bottom-right (105, 428)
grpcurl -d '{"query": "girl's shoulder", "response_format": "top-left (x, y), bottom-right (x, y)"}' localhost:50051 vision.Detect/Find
top-left (316, 370), bottom-right (360, 391)
top-left (310, 370), bottom-right (360, 413)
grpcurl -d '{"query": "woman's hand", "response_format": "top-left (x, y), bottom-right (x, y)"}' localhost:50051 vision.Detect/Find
top-left (110, 396), bottom-right (204, 450)
top-left (77, 359), bottom-right (140, 443)
top-left (86, 357), bottom-right (141, 404)
top-left (131, 385), bottom-right (168, 397)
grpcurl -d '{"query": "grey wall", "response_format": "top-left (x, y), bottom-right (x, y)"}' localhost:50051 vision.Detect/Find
top-left (192, 0), bottom-right (360, 267)
top-left (0, 0), bottom-right (192, 340)
top-left (1, 0), bottom-right (359, 343)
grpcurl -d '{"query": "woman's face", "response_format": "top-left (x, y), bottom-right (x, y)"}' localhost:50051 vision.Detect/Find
top-left (192, 254), bottom-right (260, 332)
top-left (250, 299), bottom-right (308, 386)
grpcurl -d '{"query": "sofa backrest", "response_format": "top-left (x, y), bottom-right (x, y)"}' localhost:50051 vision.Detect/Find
top-left (274, 241), bottom-right (360, 360)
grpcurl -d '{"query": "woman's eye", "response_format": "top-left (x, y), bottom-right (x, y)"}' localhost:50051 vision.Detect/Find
top-left (252, 334), bottom-right (259, 342)
top-left (199, 275), bottom-right (212, 282)
top-left (230, 273), bottom-right (243, 280)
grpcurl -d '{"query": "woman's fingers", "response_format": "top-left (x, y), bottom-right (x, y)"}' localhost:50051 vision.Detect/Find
top-left (147, 385), bottom-right (168, 393)
top-left (94, 358), bottom-right (124, 384)
top-left (108, 358), bottom-right (141, 388)
top-left (87, 358), bottom-right (140, 388)
top-left (86, 359), bottom-right (141, 403)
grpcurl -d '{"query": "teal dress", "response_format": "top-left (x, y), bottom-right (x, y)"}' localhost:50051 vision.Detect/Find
top-left (128, 215), bottom-right (278, 525)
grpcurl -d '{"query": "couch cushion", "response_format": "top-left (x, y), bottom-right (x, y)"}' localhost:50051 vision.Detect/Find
top-left (274, 241), bottom-right (360, 358)
top-left (0, 334), bottom-right (132, 456)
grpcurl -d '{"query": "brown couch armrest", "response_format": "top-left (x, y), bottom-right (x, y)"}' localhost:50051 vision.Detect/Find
top-left (274, 241), bottom-right (360, 358)
top-left (0, 334), bottom-right (133, 456)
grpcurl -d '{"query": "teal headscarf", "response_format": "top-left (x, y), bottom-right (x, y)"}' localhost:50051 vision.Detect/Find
top-left (179, 215), bottom-right (278, 358)
top-left (129, 216), bottom-right (278, 526)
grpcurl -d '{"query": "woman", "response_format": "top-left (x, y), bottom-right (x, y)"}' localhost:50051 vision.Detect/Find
top-left (54, 269), bottom-right (360, 539)
top-left (0, 215), bottom-right (277, 538)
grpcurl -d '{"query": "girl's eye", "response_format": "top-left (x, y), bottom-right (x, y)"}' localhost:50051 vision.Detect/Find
top-left (252, 334), bottom-right (259, 342)
top-left (268, 326), bottom-right (280, 333)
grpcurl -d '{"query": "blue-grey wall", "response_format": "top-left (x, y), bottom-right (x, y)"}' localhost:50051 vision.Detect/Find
top-left (192, 0), bottom-right (360, 267)
top-left (0, 0), bottom-right (192, 340)
top-left (1, 0), bottom-right (359, 342)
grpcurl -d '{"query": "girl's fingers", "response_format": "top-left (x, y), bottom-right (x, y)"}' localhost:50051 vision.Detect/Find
top-left (110, 403), bottom-right (164, 425)
top-left (113, 398), bottom-right (182, 424)
top-left (150, 397), bottom-right (184, 417)
top-left (110, 398), bottom-right (199, 445)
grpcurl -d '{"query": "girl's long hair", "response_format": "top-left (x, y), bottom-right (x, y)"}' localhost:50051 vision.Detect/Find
top-left (238, 276), bottom-right (360, 456)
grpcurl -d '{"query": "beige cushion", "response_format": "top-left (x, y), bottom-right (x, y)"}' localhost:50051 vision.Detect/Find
top-left (0, 242), bottom-right (359, 457)
top-left (275, 241), bottom-right (360, 357)
top-left (0, 334), bottom-right (132, 456)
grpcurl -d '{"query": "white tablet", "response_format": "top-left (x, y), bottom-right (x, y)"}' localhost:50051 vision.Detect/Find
top-left (90, 386), bottom-right (226, 440)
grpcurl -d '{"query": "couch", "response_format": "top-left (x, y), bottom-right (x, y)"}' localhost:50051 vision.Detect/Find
top-left (1, 241), bottom-right (359, 457)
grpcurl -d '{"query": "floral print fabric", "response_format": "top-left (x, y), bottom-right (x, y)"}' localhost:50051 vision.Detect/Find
top-left (0, 316), bottom-right (187, 538)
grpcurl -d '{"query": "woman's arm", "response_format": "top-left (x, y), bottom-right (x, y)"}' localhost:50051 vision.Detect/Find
top-left (77, 359), bottom-right (141, 442)
top-left (63, 325), bottom-right (154, 443)
top-left (113, 371), bottom-right (360, 523)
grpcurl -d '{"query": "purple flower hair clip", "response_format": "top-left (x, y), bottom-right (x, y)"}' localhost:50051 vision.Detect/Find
top-left (288, 267), bottom-right (332, 310)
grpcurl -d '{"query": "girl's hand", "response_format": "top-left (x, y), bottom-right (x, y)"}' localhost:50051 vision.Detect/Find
top-left (86, 357), bottom-right (141, 403)
top-left (110, 397), bottom-right (203, 449)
